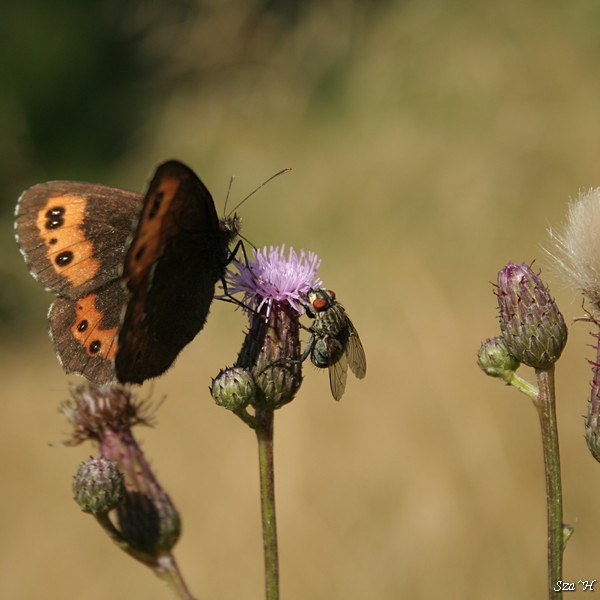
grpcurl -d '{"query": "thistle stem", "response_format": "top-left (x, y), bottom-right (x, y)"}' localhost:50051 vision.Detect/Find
top-left (507, 371), bottom-right (539, 400)
top-left (94, 513), bottom-right (196, 599)
top-left (255, 407), bottom-right (279, 600)
top-left (534, 366), bottom-right (564, 599)
top-left (155, 554), bottom-right (197, 600)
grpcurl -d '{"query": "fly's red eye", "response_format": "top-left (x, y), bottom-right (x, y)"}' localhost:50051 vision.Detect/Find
top-left (312, 297), bottom-right (329, 311)
top-left (328, 290), bottom-right (336, 299)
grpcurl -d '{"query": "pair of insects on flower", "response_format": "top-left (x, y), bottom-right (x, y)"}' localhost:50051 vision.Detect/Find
top-left (15, 160), bottom-right (366, 400)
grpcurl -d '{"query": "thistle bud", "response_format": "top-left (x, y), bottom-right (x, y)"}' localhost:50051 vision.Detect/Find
top-left (497, 262), bottom-right (567, 369)
top-left (212, 367), bottom-right (256, 411)
top-left (73, 457), bottom-right (124, 515)
top-left (477, 336), bottom-right (520, 382)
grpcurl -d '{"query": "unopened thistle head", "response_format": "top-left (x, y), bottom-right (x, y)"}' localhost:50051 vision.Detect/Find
top-left (550, 188), bottom-right (600, 312)
top-left (496, 262), bottom-right (567, 370)
top-left (73, 456), bottom-right (124, 515)
top-left (477, 336), bottom-right (520, 382)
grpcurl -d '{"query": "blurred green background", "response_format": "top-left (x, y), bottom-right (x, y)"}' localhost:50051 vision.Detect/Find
top-left (4, 1), bottom-right (600, 598)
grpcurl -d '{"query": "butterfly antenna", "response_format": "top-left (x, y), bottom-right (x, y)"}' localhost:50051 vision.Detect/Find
top-left (226, 168), bottom-right (291, 216)
top-left (223, 175), bottom-right (236, 216)
top-left (238, 232), bottom-right (256, 251)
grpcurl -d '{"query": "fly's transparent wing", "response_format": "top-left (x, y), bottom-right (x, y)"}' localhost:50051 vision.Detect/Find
top-left (346, 322), bottom-right (366, 379)
top-left (328, 339), bottom-right (348, 401)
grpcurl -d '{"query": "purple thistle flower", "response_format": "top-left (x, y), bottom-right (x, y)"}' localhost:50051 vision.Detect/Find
top-left (215, 245), bottom-right (322, 415)
top-left (225, 244), bottom-right (322, 314)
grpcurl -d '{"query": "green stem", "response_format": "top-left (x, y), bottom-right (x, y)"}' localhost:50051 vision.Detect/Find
top-left (534, 367), bottom-right (564, 600)
top-left (155, 554), bottom-right (197, 600)
top-left (507, 371), bottom-right (538, 401)
top-left (255, 407), bottom-right (279, 600)
top-left (94, 513), bottom-right (196, 599)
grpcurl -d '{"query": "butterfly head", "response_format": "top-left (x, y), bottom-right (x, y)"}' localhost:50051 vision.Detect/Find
top-left (220, 213), bottom-right (242, 237)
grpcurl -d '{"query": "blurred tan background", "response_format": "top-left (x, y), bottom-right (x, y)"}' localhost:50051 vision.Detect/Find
top-left (3, 1), bottom-right (600, 598)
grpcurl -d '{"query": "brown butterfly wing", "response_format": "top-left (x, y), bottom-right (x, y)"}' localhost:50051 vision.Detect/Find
top-left (16, 180), bottom-right (143, 383)
top-left (49, 281), bottom-right (125, 384)
top-left (116, 161), bottom-right (236, 383)
top-left (15, 182), bottom-right (142, 298)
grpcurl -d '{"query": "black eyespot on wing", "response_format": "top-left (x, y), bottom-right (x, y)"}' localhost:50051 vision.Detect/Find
top-left (89, 340), bottom-right (102, 354)
top-left (55, 251), bottom-right (74, 266)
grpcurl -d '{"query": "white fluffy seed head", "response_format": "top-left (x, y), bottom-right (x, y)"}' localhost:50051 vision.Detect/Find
top-left (549, 188), bottom-right (600, 311)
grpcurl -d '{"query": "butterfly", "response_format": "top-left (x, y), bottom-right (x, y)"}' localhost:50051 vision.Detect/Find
top-left (302, 288), bottom-right (366, 400)
top-left (15, 160), bottom-right (240, 385)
